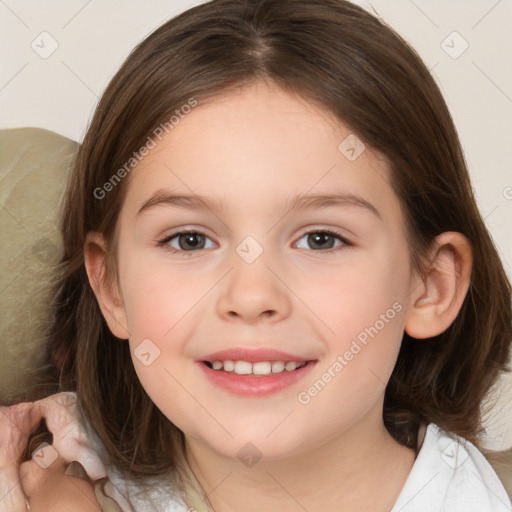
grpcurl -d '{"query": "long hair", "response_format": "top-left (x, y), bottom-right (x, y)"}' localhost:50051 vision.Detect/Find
top-left (27, 0), bottom-right (511, 503)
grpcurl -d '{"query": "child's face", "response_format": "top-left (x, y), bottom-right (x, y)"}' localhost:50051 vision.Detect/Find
top-left (111, 81), bottom-right (418, 460)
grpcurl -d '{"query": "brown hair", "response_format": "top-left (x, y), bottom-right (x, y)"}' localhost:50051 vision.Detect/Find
top-left (28, 0), bottom-right (512, 504)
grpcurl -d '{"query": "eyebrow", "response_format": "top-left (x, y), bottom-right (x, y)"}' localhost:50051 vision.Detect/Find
top-left (136, 188), bottom-right (382, 219)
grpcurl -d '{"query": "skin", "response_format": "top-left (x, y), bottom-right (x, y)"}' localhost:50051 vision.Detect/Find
top-left (80, 80), bottom-right (471, 511)
top-left (0, 394), bottom-right (103, 511)
top-left (18, 458), bottom-right (100, 512)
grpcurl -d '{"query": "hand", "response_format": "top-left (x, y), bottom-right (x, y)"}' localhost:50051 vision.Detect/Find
top-left (0, 392), bottom-right (108, 511)
top-left (18, 456), bottom-right (101, 511)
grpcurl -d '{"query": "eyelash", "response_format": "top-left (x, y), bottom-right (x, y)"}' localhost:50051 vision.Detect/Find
top-left (156, 228), bottom-right (352, 256)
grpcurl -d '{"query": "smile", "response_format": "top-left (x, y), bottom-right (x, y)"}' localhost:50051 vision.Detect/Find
top-left (198, 359), bottom-right (317, 397)
top-left (204, 359), bottom-right (307, 375)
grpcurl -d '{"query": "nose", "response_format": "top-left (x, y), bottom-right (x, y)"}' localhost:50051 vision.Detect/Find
top-left (216, 249), bottom-right (292, 324)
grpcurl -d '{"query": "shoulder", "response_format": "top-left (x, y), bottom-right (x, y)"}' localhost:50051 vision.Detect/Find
top-left (104, 466), bottom-right (191, 512)
top-left (75, 410), bottom-right (191, 512)
top-left (84, 425), bottom-right (188, 511)
top-left (391, 423), bottom-right (512, 512)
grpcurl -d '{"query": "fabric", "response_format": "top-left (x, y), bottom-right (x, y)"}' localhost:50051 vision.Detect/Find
top-left (78, 409), bottom-right (512, 511)
top-left (0, 127), bottom-right (78, 402)
top-left (390, 423), bottom-right (512, 511)
top-left (78, 411), bottom-right (190, 512)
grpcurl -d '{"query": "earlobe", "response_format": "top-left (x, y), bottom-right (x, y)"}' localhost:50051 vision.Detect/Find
top-left (83, 232), bottom-right (130, 340)
top-left (404, 232), bottom-right (473, 339)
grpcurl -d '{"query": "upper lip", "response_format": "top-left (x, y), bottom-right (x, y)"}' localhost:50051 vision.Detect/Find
top-left (199, 348), bottom-right (316, 363)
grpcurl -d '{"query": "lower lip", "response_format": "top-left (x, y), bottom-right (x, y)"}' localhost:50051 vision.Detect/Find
top-left (196, 361), bottom-right (317, 397)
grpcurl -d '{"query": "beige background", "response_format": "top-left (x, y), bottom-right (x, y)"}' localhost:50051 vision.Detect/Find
top-left (0, 0), bottom-right (511, 449)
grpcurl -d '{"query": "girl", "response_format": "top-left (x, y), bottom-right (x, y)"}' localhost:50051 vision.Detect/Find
top-left (1, 0), bottom-right (511, 510)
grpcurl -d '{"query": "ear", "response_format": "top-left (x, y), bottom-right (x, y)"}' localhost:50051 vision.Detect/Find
top-left (83, 232), bottom-right (130, 340)
top-left (404, 231), bottom-right (473, 339)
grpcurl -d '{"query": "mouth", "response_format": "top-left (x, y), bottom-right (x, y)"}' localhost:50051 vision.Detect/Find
top-left (197, 358), bottom-right (318, 397)
top-left (201, 359), bottom-right (312, 376)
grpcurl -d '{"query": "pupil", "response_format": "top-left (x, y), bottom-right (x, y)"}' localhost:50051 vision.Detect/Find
top-left (180, 233), bottom-right (205, 250)
top-left (309, 233), bottom-right (334, 250)
top-left (177, 232), bottom-right (334, 251)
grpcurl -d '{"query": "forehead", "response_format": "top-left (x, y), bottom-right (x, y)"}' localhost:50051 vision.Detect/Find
top-left (121, 81), bottom-right (399, 222)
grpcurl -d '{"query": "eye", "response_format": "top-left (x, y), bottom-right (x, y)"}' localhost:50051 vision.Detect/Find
top-left (294, 229), bottom-right (351, 252)
top-left (157, 231), bottom-right (215, 254)
top-left (157, 228), bottom-right (352, 256)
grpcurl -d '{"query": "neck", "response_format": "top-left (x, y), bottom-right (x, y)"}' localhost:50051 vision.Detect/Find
top-left (184, 407), bottom-right (416, 512)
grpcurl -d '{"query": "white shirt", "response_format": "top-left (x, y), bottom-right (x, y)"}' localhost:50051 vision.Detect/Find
top-left (390, 423), bottom-right (511, 512)
top-left (87, 421), bottom-right (512, 511)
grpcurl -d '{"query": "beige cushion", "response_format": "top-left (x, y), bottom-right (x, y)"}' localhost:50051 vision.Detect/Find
top-left (0, 127), bottom-right (78, 402)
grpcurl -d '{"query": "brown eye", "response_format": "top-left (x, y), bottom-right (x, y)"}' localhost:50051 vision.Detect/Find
top-left (295, 230), bottom-right (350, 251)
top-left (175, 232), bottom-right (207, 250)
top-left (158, 230), bottom-right (215, 254)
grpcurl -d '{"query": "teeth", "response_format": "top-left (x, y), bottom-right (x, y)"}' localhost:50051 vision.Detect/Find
top-left (234, 361), bottom-right (252, 375)
top-left (253, 362), bottom-right (272, 375)
top-left (208, 359), bottom-right (307, 375)
top-left (271, 361), bottom-right (285, 373)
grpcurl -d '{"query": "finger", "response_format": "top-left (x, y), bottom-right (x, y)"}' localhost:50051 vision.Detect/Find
top-left (0, 394), bottom-right (83, 512)
top-left (19, 455), bottom-right (67, 496)
top-left (34, 392), bottom-right (78, 434)
top-left (33, 393), bottom-right (108, 481)
top-left (0, 402), bottom-right (46, 463)
top-left (64, 444), bottom-right (108, 481)
top-left (20, 456), bottom-right (102, 512)
top-left (0, 464), bottom-right (30, 512)
top-left (0, 403), bottom-right (42, 512)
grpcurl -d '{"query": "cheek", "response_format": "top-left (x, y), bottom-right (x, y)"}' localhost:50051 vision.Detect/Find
top-left (291, 265), bottom-right (407, 442)
top-left (121, 258), bottom-right (212, 341)
top-left (306, 246), bottom-right (408, 389)
top-left (119, 259), bottom-right (213, 416)
top-left (301, 248), bottom-right (408, 338)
